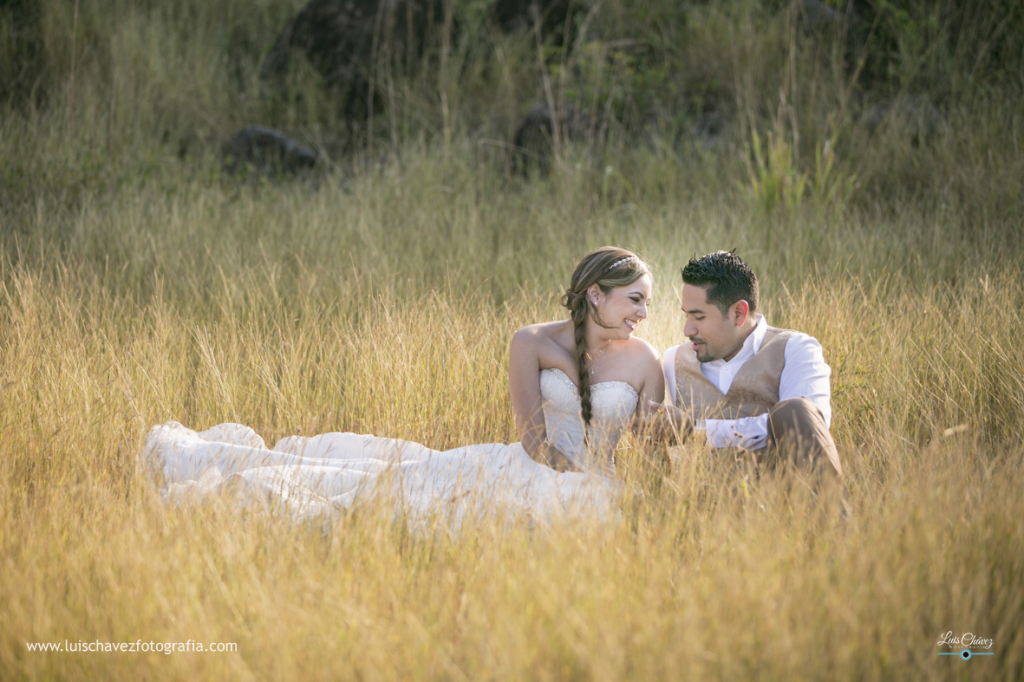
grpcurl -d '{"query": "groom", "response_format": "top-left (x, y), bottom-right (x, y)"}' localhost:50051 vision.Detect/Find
top-left (650, 251), bottom-right (843, 479)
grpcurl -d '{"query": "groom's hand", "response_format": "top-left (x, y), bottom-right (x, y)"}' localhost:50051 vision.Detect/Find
top-left (639, 400), bottom-right (693, 443)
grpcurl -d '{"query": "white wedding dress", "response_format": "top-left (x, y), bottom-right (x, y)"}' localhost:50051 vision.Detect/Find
top-left (143, 369), bottom-right (639, 524)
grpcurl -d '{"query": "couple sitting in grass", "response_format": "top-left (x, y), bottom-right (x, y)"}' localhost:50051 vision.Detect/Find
top-left (145, 247), bottom-right (842, 520)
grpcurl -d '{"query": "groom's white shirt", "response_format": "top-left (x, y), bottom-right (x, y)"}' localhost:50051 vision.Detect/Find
top-left (662, 314), bottom-right (832, 451)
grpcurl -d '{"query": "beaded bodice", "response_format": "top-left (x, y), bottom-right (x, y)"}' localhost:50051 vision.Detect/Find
top-left (540, 368), bottom-right (639, 475)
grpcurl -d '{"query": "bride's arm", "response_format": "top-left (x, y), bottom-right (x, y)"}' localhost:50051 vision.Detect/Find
top-left (635, 344), bottom-right (667, 424)
top-left (632, 342), bottom-right (691, 443)
top-left (509, 327), bottom-right (580, 472)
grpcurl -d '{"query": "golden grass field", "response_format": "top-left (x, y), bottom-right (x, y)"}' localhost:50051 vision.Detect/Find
top-left (2, 152), bottom-right (1022, 679)
top-left (2, 0), bottom-right (1024, 678)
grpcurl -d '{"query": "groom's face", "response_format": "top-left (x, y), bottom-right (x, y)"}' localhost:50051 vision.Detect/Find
top-left (681, 284), bottom-right (744, 363)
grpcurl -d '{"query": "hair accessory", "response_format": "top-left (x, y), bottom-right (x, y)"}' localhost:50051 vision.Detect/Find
top-left (610, 256), bottom-right (636, 269)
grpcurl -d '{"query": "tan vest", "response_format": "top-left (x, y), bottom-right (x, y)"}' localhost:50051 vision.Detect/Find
top-left (674, 327), bottom-right (794, 420)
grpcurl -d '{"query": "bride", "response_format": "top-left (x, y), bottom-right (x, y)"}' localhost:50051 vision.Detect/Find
top-left (143, 247), bottom-right (665, 522)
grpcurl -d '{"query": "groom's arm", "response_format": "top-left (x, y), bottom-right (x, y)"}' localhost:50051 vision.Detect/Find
top-left (701, 334), bottom-right (832, 450)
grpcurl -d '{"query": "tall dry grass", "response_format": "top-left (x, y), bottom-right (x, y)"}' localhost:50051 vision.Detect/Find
top-left (1, 161), bottom-right (1022, 678)
top-left (2, 0), bottom-right (1024, 678)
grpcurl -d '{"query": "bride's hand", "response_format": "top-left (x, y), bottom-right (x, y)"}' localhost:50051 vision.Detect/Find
top-left (540, 441), bottom-right (581, 473)
top-left (639, 400), bottom-right (693, 443)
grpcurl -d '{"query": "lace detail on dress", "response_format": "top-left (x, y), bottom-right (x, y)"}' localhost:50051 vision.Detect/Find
top-left (540, 368), bottom-right (639, 475)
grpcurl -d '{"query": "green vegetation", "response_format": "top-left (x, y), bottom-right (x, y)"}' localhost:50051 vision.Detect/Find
top-left (1, 0), bottom-right (1022, 678)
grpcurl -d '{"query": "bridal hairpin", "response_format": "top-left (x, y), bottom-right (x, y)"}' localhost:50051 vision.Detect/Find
top-left (610, 256), bottom-right (635, 269)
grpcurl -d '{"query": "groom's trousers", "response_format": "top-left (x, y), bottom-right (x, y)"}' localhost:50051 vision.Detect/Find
top-left (694, 398), bottom-right (845, 513)
top-left (760, 397), bottom-right (843, 478)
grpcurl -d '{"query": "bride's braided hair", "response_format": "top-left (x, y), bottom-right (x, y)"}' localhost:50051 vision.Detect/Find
top-left (561, 247), bottom-right (650, 440)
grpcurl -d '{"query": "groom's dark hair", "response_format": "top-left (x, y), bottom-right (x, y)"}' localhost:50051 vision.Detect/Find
top-left (681, 250), bottom-right (759, 316)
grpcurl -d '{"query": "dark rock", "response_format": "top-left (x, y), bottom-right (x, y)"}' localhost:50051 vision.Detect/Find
top-left (260, 0), bottom-right (449, 121)
top-left (0, 0), bottom-right (45, 106)
top-left (691, 111), bottom-right (730, 150)
top-left (864, 95), bottom-right (946, 147)
top-left (511, 103), bottom-right (588, 175)
top-left (796, 0), bottom-right (839, 32)
top-left (490, 0), bottom-right (575, 42)
top-left (222, 127), bottom-right (318, 176)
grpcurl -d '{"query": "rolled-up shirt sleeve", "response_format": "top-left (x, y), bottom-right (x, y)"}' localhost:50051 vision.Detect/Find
top-left (699, 333), bottom-right (831, 450)
top-left (702, 415), bottom-right (768, 450)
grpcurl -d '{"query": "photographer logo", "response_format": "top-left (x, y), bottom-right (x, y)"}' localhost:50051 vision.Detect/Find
top-left (937, 631), bottom-right (994, 660)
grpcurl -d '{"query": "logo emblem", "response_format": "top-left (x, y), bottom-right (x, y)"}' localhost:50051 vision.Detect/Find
top-left (936, 632), bottom-right (994, 660)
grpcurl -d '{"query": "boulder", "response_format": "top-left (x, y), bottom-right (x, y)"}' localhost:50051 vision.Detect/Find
top-left (511, 103), bottom-right (588, 175)
top-left (222, 127), bottom-right (318, 176)
top-left (864, 95), bottom-right (946, 148)
top-left (796, 0), bottom-right (840, 32)
top-left (0, 0), bottom-right (44, 105)
top-left (490, 0), bottom-right (576, 42)
top-left (260, 0), bottom-right (448, 120)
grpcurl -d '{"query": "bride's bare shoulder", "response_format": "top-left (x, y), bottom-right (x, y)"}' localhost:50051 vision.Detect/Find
top-left (512, 320), bottom-right (572, 345)
top-left (621, 336), bottom-right (662, 367)
top-left (510, 320), bottom-right (574, 365)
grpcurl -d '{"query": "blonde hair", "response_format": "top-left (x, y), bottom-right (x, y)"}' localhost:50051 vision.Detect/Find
top-left (561, 246), bottom-right (650, 437)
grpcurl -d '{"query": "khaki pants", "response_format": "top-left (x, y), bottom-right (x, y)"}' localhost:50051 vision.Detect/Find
top-left (695, 398), bottom-right (843, 483)
top-left (760, 397), bottom-right (842, 478)
top-left (687, 399), bottom-right (846, 514)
